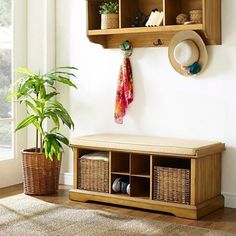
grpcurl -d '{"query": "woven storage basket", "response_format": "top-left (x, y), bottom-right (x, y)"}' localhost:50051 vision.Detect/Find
top-left (189, 10), bottom-right (202, 24)
top-left (153, 166), bottom-right (190, 204)
top-left (78, 158), bottom-right (109, 193)
top-left (101, 13), bottom-right (119, 29)
top-left (22, 149), bottom-right (61, 195)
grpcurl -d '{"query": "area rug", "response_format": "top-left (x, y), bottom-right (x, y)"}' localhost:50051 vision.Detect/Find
top-left (0, 194), bottom-right (235, 236)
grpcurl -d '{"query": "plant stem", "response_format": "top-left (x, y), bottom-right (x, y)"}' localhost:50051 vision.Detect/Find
top-left (39, 119), bottom-right (43, 153)
top-left (36, 129), bottom-right (38, 152)
top-left (35, 93), bottom-right (39, 152)
top-left (40, 133), bottom-right (43, 153)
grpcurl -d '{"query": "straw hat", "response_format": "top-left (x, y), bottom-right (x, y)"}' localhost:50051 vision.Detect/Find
top-left (168, 30), bottom-right (208, 76)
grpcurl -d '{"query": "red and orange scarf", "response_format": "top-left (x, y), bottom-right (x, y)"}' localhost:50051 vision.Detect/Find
top-left (114, 56), bottom-right (133, 124)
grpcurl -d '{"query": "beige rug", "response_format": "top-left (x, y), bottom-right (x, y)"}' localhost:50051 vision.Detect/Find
top-left (0, 194), bottom-right (235, 236)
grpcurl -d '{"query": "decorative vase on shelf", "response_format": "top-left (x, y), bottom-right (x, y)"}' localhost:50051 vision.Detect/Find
top-left (99, 1), bottom-right (119, 29)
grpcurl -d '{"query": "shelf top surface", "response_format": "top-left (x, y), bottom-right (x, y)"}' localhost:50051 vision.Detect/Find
top-left (88, 24), bottom-right (203, 36)
top-left (70, 134), bottom-right (225, 157)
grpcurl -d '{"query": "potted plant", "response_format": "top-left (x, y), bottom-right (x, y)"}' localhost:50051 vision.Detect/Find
top-left (10, 66), bottom-right (78, 195)
top-left (99, 1), bottom-right (119, 29)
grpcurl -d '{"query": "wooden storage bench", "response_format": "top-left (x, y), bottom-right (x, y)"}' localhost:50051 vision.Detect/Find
top-left (69, 134), bottom-right (225, 219)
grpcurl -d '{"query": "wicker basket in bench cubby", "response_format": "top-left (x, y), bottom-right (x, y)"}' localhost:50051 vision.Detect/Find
top-left (153, 166), bottom-right (190, 204)
top-left (78, 152), bottom-right (109, 193)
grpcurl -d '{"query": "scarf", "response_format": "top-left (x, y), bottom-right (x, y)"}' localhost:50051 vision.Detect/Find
top-left (114, 56), bottom-right (133, 124)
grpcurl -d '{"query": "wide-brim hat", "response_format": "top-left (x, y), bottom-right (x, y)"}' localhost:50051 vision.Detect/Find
top-left (168, 30), bottom-right (208, 76)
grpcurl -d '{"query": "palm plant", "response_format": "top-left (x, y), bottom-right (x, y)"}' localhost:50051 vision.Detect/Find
top-left (10, 66), bottom-right (78, 161)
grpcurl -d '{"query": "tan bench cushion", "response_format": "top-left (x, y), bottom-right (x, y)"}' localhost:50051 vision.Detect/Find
top-left (70, 134), bottom-right (225, 157)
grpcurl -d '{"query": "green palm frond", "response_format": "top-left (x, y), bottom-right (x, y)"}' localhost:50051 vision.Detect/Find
top-left (10, 66), bottom-right (78, 160)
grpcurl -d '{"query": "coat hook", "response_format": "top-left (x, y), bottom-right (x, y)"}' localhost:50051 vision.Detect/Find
top-left (120, 40), bottom-right (133, 57)
top-left (153, 39), bottom-right (163, 47)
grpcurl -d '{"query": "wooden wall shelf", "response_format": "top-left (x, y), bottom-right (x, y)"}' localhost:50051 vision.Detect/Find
top-left (69, 134), bottom-right (225, 219)
top-left (88, 24), bottom-right (203, 36)
top-left (87, 0), bottom-right (221, 48)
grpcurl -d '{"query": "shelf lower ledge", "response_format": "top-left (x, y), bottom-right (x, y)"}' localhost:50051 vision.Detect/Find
top-left (69, 189), bottom-right (224, 220)
top-left (87, 24), bottom-right (206, 48)
top-left (88, 24), bottom-right (203, 36)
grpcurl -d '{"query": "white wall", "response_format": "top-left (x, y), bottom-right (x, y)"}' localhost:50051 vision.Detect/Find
top-left (27, 0), bottom-right (56, 148)
top-left (56, 0), bottom-right (236, 208)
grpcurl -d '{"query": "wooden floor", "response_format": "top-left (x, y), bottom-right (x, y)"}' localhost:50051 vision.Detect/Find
top-left (1, 184), bottom-right (236, 234)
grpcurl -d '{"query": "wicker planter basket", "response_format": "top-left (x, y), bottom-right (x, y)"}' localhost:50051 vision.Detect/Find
top-left (78, 158), bottom-right (109, 193)
top-left (101, 13), bottom-right (119, 29)
top-left (153, 166), bottom-right (190, 204)
top-left (21, 149), bottom-right (61, 195)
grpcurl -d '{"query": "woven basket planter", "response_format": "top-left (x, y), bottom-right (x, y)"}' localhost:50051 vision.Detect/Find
top-left (101, 13), bottom-right (119, 29)
top-left (21, 149), bottom-right (61, 195)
